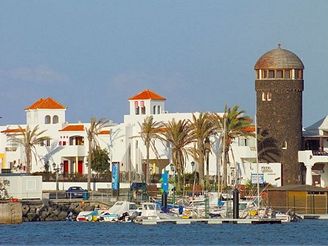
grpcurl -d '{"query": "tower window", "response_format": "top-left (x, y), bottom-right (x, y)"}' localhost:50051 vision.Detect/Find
top-left (276, 70), bottom-right (283, 78)
top-left (45, 115), bottom-right (51, 124)
top-left (157, 105), bottom-right (160, 114)
top-left (53, 115), bottom-right (59, 124)
top-left (261, 70), bottom-right (268, 79)
top-left (153, 106), bottom-right (156, 114)
top-left (284, 70), bottom-right (291, 79)
top-left (135, 101), bottom-right (139, 115)
top-left (282, 141), bottom-right (287, 149)
top-left (140, 101), bottom-right (145, 114)
top-left (261, 92), bottom-right (272, 101)
top-left (267, 92), bottom-right (272, 101)
top-left (295, 69), bottom-right (303, 79)
top-left (268, 70), bottom-right (275, 78)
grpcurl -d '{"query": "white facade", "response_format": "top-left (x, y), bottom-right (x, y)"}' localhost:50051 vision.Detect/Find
top-left (0, 90), bottom-right (281, 186)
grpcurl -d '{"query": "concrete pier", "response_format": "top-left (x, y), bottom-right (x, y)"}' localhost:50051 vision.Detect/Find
top-left (137, 218), bottom-right (282, 225)
top-left (0, 202), bottom-right (22, 224)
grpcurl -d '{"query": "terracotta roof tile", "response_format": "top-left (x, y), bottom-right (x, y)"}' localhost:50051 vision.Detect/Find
top-left (25, 97), bottom-right (66, 110)
top-left (1, 128), bottom-right (25, 134)
top-left (99, 130), bottom-right (110, 135)
top-left (128, 89), bottom-right (166, 100)
top-left (59, 125), bottom-right (84, 132)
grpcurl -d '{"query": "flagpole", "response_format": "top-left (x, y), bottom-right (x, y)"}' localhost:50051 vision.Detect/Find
top-left (255, 114), bottom-right (260, 209)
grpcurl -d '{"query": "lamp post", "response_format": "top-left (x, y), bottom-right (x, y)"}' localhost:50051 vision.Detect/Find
top-left (170, 163), bottom-right (176, 205)
top-left (191, 161), bottom-right (196, 199)
top-left (53, 163), bottom-right (59, 199)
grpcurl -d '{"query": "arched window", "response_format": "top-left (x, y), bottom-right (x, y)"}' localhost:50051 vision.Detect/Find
top-left (53, 115), bottom-right (59, 124)
top-left (157, 105), bottom-right (160, 114)
top-left (45, 115), bottom-right (51, 124)
top-left (267, 92), bottom-right (272, 101)
top-left (153, 106), bottom-right (156, 114)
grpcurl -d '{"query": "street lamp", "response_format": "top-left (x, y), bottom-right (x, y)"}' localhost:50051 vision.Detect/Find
top-left (191, 161), bottom-right (196, 199)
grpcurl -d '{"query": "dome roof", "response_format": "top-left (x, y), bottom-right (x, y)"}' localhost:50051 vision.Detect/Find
top-left (254, 47), bottom-right (304, 70)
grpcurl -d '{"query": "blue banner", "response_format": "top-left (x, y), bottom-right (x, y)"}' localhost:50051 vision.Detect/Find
top-left (161, 171), bottom-right (169, 193)
top-left (112, 162), bottom-right (120, 191)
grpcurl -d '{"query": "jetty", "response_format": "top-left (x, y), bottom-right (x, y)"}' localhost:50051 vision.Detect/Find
top-left (136, 218), bottom-right (282, 225)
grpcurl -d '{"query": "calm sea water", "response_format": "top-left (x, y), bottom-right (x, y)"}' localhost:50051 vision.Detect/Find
top-left (0, 220), bottom-right (327, 245)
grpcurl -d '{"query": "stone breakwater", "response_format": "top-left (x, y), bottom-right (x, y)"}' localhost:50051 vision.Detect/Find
top-left (22, 200), bottom-right (109, 222)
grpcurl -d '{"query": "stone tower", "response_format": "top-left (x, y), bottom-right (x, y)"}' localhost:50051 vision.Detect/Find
top-left (254, 46), bottom-right (304, 185)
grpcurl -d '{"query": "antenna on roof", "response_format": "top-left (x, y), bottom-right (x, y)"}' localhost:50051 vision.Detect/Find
top-left (278, 43), bottom-right (282, 48)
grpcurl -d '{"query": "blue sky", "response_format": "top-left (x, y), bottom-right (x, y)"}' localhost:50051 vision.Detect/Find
top-left (0, 0), bottom-right (327, 126)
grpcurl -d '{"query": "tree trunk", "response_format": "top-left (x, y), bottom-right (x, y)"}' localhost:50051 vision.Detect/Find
top-left (146, 143), bottom-right (150, 185)
top-left (198, 153), bottom-right (205, 189)
top-left (26, 147), bottom-right (32, 174)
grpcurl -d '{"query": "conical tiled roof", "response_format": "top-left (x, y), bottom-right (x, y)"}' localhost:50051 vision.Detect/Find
top-left (25, 97), bottom-right (66, 110)
top-left (128, 89), bottom-right (166, 100)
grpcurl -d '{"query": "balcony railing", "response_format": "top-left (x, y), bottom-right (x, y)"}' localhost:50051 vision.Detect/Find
top-left (312, 150), bottom-right (328, 156)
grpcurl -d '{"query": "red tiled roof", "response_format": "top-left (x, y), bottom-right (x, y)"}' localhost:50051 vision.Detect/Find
top-left (25, 97), bottom-right (66, 110)
top-left (128, 89), bottom-right (166, 100)
top-left (243, 125), bottom-right (256, 133)
top-left (59, 125), bottom-right (84, 132)
top-left (99, 130), bottom-right (110, 135)
top-left (1, 128), bottom-right (25, 134)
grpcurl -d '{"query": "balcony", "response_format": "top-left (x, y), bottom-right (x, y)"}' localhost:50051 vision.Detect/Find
top-left (59, 145), bottom-right (86, 157)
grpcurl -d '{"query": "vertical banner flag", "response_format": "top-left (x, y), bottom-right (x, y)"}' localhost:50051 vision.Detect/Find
top-left (112, 162), bottom-right (120, 191)
top-left (161, 171), bottom-right (169, 193)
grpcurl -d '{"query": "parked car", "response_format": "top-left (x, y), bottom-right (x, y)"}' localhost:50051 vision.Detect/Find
top-left (65, 186), bottom-right (88, 198)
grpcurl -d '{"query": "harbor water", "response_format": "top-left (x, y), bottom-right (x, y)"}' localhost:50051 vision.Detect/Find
top-left (0, 219), bottom-right (327, 245)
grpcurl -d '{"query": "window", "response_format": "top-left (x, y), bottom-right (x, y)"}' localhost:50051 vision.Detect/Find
top-left (284, 69), bottom-right (291, 79)
top-left (46, 139), bottom-right (51, 146)
top-left (261, 70), bottom-right (267, 79)
top-left (268, 70), bottom-right (275, 78)
top-left (45, 115), bottom-right (51, 124)
top-left (296, 69), bottom-right (303, 79)
top-left (282, 141), bottom-right (287, 149)
top-left (135, 140), bottom-right (138, 149)
top-left (267, 92), bottom-right (272, 101)
top-left (157, 105), bottom-right (160, 114)
top-left (276, 70), bottom-right (283, 78)
top-left (141, 106), bottom-right (146, 114)
top-left (261, 92), bottom-right (272, 101)
top-left (256, 70), bottom-right (260, 79)
top-left (53, 115), bottom-right (59, 124)
top-left (135, 101), bottom-right (139, 115)
top-left (153, 106), bottom-right (156, 114)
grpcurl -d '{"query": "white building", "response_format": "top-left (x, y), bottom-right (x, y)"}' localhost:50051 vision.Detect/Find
top-left (0, 89), bottom-right (282, 186)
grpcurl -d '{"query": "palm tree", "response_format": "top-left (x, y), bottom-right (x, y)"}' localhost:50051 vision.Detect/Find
top-left (11, 125), bottom-right (50, 173)
top-left (212, 105), bottom-right (254, 188)
top-left (189, 113), bottom-right (215, 189)
top-left (160, 119), bottom-right (193, 194)
top-left (139, 116), bottom-right (162, 184)
top-left (86, 118), bottom-right (110, 191)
